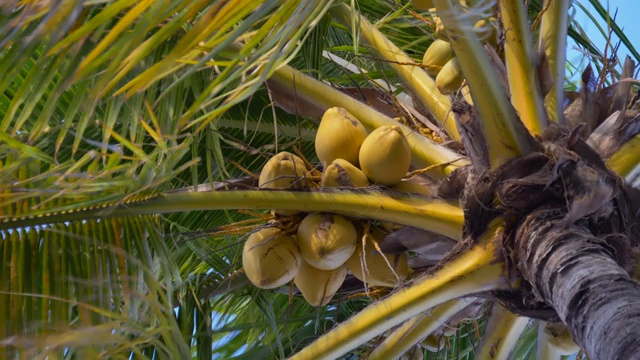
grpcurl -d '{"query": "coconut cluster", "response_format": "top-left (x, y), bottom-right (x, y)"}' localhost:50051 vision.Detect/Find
top-left (242, 106), bottom-right (426, 306)
top-left (422, 14), bottom-right (499, 94)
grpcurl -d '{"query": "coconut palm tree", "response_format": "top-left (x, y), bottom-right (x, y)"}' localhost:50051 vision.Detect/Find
top-left (1, 0), bottom-right (639, 359)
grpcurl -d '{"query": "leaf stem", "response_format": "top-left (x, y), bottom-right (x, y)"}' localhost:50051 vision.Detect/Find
top-left (475, 303), bottom-right (530, 360)
top-left (368, 298), bottom-right (468, 360)
top-left (432, 0), bottom-right (537, 166)
top-left (2, 189), bottom-right (464, 240)
top-left (501, 0), bottom-right (549, 133)
top-left (538, 0), bottom-right (570, 125)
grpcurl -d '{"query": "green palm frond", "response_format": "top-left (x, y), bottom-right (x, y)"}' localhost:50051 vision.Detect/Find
top-left (0, 214), bottom-right (187, 359)
top-left (0, 0), bottom-right (335, 142)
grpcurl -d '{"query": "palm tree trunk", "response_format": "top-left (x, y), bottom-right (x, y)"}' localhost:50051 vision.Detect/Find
top-left (516, 206), bottom-right (640, 359)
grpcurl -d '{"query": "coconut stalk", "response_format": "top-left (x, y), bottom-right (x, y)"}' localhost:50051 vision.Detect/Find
top-left (289, 219), bottom-right (511, 360)
top-left (330, 3), bottom-right (460, 140)
top-left (432, 0), bottom-right (538, 167)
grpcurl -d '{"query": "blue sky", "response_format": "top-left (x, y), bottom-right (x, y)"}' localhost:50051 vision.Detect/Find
top-left (568, 1), bottom-right (640, 76)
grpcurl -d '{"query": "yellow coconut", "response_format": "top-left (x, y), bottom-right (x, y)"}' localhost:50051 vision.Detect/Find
top-left (297, 213), bottom-right (358, 270)
top-left (346, 232), bottom-right (409, 287)
top-left (294, 261), bottom-right (347, 306)
top-left (436, 57), bottom-right (464, 94)
top-left (242, 227), bottom-right (301, 289)
top-left (322, 158), bottom-right (370, 188)
top-left (258, 151), bottom-right (310, 189)
top-left (259, 151), bottom-right (310, 215)
top-left (359, 126), bottom-right (411, 186)
top-left (422, 39), bottom-right (455, 76)
top-left (315, 107), bottom-right (369, 166)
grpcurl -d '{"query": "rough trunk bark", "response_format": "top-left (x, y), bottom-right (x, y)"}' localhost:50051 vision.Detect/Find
top-left (517, 207), bottom-right (640, 360)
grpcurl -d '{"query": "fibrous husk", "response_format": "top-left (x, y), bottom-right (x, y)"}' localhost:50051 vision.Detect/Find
top-left (316, 107), bottom-right (369, 166)
top-left (294, 260), bottom-right (347, 306)
top-left (322, 158), bottom-right (369, 188)
top-left (359, 126), bottom-right (411, 186)
top-left (242, 227), bottom-right (302, 289)
top-left (297, 213), bottom-right (358, 270)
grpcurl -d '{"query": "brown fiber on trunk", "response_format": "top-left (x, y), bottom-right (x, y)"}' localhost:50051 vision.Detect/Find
top-left (516, 207), bottom-right (640, 359)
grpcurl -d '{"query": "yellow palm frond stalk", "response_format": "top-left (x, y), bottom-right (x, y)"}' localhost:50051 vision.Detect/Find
top-left (500, 0), bottom-right (549, 133)
top-left (538, 0), bottom-right (570, 124)
top-left (475, 304), bottom-right (531, 359)
top-left (607, 134), bottom-right (640, 183)
top-left (2, 189), bottom-right (464, 240)
top-left (432, 0), bottom-right (537, 167)
top-left (368, 299), bottom-right (467, 359)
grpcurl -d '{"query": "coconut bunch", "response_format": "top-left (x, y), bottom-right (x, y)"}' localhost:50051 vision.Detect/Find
top-left (420, 6), bottom-right (499, 95)
top-left (242, 106), bottom-right (444, 306)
